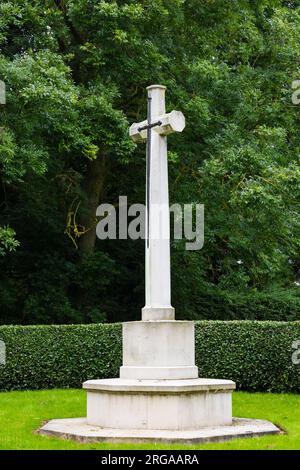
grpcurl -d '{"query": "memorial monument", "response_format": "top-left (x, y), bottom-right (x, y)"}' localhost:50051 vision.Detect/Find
top-left (40, 85), bottom-right (279, 443)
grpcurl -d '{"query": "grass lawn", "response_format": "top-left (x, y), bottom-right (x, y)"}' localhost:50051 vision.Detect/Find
top-left (0, 389), bottom-right (299, 450)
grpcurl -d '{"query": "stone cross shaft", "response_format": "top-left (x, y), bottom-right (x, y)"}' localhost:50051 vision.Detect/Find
top-left (129, 85), bottom-right (185, 321)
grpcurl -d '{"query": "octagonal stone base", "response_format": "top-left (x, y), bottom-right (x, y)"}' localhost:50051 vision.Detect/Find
top-left (38, 378), bottom-right (281, 444)
top-left (83, 378), bottom-right (235, 430)
top-left (39, 417), bottom-right (281, 445)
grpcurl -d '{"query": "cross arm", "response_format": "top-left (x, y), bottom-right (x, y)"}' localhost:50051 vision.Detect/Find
top-left (129, 110), bottom-right (185, 143)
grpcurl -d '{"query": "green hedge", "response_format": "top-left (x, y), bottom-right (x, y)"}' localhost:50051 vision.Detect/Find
top-left (0, 324), bottom-right (122, 391)
top-left (195, 321), bottom-right (300, 392)
top-left (0, 321), bottom-right (300, 392)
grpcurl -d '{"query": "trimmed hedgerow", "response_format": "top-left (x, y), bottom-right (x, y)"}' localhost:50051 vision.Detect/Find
top-left (0, 323), bottom-right (122, 391)
top-left (195, 321), bottom-right (300, 393)
top-left (0, 321), bottom-right (300, 392)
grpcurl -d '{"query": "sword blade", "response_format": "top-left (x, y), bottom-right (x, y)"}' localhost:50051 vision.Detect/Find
top-left (146, 95), bottom-right (151, 249)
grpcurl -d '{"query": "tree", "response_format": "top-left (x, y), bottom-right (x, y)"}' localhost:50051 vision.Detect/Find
top-left (1, 0), bottom-right (300, 323)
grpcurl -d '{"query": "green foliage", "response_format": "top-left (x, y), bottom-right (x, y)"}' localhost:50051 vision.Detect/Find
top-left (0, 226), bottom-right (19, 256)
top-left (174, 286), bottom-right (300, 321)
top-left (0, 251), bottom-right (117, 324)
top-left (0, 323), bottom-right (122, 390)
top-left (195, 320), bottom-right (300, 393)
top-left (1, 321), bottom-right (300, 393)
top-left (1, 1), bottom-right (300, 323)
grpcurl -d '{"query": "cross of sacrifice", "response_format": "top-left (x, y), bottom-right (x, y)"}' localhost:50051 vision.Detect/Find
top-left (129, 85), bottom-right (185, 321)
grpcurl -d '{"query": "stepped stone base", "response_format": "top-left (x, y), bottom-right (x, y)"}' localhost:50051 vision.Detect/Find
top-left (39, 417), bottom-right (281, 444)
top-left (83, 378), bottom-right (235, 430)
top-left (38, 320), bottom-right (281, 445)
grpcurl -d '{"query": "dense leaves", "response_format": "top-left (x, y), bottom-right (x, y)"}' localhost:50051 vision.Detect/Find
top-left (1, 321), bottom-right (300, 392)
top-left (1, 1), bottom-right (300, 323)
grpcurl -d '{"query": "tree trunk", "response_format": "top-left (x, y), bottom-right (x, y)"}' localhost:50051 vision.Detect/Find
top-left (78, 153), bottom-right (106, 254)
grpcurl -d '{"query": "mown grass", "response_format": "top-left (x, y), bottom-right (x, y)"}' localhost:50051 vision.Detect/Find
top-left (0, 389), bottom-right (299, 449)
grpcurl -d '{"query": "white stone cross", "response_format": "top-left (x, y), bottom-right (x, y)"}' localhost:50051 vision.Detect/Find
top-left (129, 85), bottom-right (185, 321)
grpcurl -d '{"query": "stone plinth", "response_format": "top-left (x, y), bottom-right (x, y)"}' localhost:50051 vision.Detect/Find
top-left (39, 417), bottom-right (281, 444)
top-left (120, 321), bottom-right (198, 380)
top-left (83, 378), bottom-right (235, 430)
top-left (38, 319), bottom-right (281, 443)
